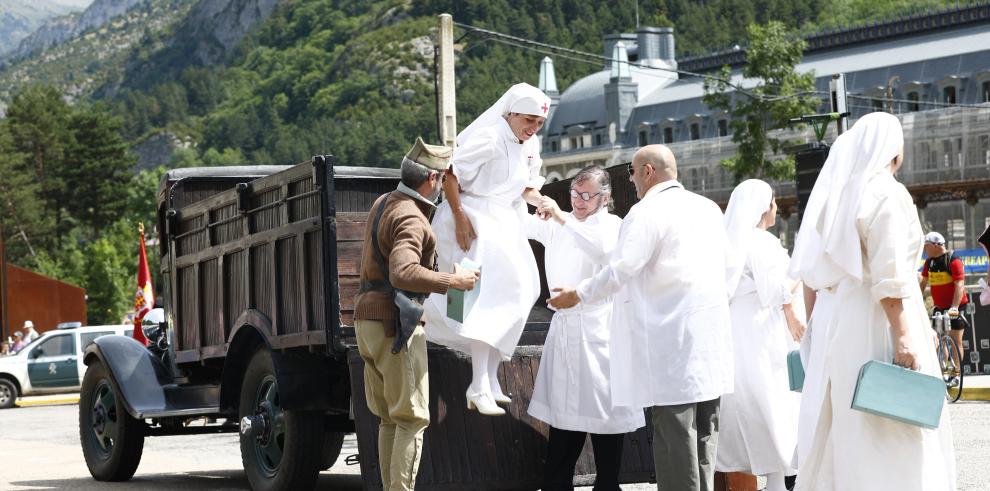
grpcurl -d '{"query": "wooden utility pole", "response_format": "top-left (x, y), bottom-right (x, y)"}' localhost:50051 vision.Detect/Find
top-left (436, 14), bottom-right (457, 149)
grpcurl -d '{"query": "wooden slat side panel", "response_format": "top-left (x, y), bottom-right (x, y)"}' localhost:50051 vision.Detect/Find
top-left (276, 236), bottom-right (303, 334)
top-left (201, 258), bottom-right (223, 347)
top-left (335, 212), bottom-right (369, 241)
top-left (305, 231), bottom-right (326, 332)
top-left (250, 243), bottom-right (273, 328)
top-left (224, 249), bottom-right (248, 338)
top-left (210, 202), bottom-right (242, 246)
top-left (178, 266), bottom-right (199, 351)
top-left (249, 187), bottom-right (283, 233)
top-left (288, 177), bottom-right (319, 222)
top-left (177, 214), bottom-right (208, 257)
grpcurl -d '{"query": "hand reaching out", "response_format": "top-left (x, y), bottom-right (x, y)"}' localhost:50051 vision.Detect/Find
top-left (547, 287), bottom-right (580, 309)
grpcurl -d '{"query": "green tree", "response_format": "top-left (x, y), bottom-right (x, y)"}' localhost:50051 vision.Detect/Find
top-left (64, 104), bottom-right (137, 239)
top-left (702, 21), bottom-right (820, 181)
top-left (5, 85), bottom-right (72, 250)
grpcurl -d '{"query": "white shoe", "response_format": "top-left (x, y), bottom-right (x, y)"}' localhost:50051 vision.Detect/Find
top-left (466, 390), bottom-right (505, 416)
top-left (491, 391), bottom-right (511, 405)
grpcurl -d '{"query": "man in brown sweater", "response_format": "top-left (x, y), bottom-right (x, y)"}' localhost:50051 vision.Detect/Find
top-left (354, 137), bottom-right (479, 491)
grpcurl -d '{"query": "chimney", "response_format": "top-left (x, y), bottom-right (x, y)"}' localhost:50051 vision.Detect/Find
top-left (605, 42), bottom-right (638, 135)
top-left (603, 33), bottom-right (637, 70)
top-left (659, 27), bottom-right (676, 68)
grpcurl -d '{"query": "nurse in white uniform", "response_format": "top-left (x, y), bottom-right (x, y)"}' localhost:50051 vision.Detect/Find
top-left (716, 179), bottom-right (804, 491)
top-left (424, 83), bottom-right (552, 416)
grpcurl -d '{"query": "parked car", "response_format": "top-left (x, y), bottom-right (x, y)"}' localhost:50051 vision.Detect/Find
top-left (0, 324), bottom-right (133, 408)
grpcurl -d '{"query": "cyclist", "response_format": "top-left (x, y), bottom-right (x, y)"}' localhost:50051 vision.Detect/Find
top-left (919, 231), bottom-right (968, 373)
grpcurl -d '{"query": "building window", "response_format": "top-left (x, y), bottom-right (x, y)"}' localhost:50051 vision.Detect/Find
top-left (595, 134), bottom-right (603, 146)
top-left (943, 86), bottom-right (957, 104)
top-left (689, 123), bottom-right (701, 141)
top-left (551, 140), bottom-right (559, 152)
top-left (663, 127), bottom-right (674, 144)
top-left (942, 140), bottom-right (952, 167)
top-left (717, 119), bottom-right (729, 137)
top-left (638, 131), bottom-right (648, 147)
top-left (982, 82), bottom-right (990, 103)
top-left (907, 92), bottom-right (920, 112)
top-left (947, 218), bottom-right (966, 250)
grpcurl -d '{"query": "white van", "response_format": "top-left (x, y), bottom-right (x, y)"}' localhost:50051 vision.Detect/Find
top-left (0, 325), bottom-right (133, 408)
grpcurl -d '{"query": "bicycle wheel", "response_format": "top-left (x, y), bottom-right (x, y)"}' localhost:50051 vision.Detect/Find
top-left (939, 335), bottom-right (963, 403)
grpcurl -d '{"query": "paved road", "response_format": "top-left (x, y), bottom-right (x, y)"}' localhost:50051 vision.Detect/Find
top-left (0, 400), bottom-right (987, 490)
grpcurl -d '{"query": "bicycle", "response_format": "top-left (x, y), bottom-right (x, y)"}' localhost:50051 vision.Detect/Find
top-left (931, 311), bottom-right (964, 403)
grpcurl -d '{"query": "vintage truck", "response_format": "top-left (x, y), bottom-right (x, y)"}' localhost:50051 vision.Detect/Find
top-left (77, 156), bottom-right (686, 490)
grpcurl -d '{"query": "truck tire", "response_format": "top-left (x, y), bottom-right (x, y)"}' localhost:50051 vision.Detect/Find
top-left (79, 360), bottom-right (145, 481)
top-left (0, 378), bottom-right (17, 409)
top-left (319, 430), bottom-right (346, 470)
top-left (239, 349), bottom-right (324, 491)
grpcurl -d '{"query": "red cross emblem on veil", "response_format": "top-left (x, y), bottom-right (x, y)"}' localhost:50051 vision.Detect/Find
top-left (541, 102), bottom-right (549, 114)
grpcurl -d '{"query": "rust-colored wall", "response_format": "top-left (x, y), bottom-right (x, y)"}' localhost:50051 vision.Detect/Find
top-left (2, 264), bottom-right (86, 339)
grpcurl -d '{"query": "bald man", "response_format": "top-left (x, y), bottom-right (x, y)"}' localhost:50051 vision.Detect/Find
top-left (549, 145), bottom-right (733, 491)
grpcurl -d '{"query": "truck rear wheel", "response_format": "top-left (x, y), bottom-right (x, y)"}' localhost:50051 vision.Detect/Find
top-left (319, 430), bottom-right (345, 470)
top-left (79, 360), bottom-right (145, 481)
top-left (239, 349), bottom-right (324, 491)
top-left (0, 378), bottom-right (17, 409)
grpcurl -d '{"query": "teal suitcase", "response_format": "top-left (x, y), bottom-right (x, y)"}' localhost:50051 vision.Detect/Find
top-left (787, 350), bottom-right (804, 392)
top-left (850, 360), bottom-right (945, 429)
top-left (446, 258), bottom-right (481, 323)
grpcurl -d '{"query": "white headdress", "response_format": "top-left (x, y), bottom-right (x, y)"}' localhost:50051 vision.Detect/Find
top-left (724, 179), bottom-right (774, 295)
top-left (456, 83), bottom-right (551, 146)
top-left (789, 112), bottom-right (904, 289)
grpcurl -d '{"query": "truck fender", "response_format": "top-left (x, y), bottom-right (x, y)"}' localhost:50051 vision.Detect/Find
top-left (219, 310), bottom-right (350, 414)
top-left (84, 336), bottom-right (172, 419)
top-left (219, 310), bottom-right (272, 414)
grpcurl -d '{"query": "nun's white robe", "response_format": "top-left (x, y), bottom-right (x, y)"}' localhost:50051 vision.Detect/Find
top-left (795, 173), bottom-right (955, 491)
top-left (716, 230), bottom-right (800, 475)
top-left (524, 208), bottom-right (645, 434)
top-left (424, 117), bottom-right (544, 358)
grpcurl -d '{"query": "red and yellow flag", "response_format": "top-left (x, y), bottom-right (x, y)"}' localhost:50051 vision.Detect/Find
top-left (133, 223), bottom-right (154, 346)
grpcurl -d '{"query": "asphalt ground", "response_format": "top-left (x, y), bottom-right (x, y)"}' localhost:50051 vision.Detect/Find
top-left (1, 387), bottom-right (988, 490)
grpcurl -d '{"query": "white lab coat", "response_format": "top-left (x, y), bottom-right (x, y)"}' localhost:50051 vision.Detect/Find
top-left (716, 230), bottom-right (800, 475)
top-left (578, 181), bottom-right (734, 408)
top-left (424, 117), bottom-right (545, 358)
top-left (525, 208), bottom-right (645, 434)
top-left (796, 173), bottom-right (955, 491)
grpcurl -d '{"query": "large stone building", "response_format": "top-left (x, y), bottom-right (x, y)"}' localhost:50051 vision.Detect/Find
top-left (537, 3), bottom-right (990, 254)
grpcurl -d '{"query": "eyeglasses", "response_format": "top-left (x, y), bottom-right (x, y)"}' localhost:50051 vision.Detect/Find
top-left (627, 164), bottom-right (636, 176)
top-left (570, 189), bottom-right (603, 201)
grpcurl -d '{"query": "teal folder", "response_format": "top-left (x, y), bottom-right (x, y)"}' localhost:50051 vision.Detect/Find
top-left (787, 350), bottom-right (804, 392)
top-left (446, 258), bottom-right (481, 323)
top-left (851, 360), bottom-right (945, 429)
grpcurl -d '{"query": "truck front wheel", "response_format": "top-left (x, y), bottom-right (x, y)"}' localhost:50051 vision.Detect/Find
top-left (239, 349), bottom-right (324, 491)
top-left (79, 360), bottom-right (145, 481)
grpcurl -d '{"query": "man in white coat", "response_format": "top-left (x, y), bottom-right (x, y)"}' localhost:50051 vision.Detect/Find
top-left (549, 145), bottom-right (733, 491)
top-left (527, 166), bottom-right (645, 491)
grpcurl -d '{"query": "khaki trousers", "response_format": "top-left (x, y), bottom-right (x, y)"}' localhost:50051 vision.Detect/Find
top-left (356, 320), bottom-right (430, 491)
top-left (651, 397), bottom-right (721, 491)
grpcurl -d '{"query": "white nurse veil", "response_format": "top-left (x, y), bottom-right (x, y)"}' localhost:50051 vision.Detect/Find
top-left (456, 83), bottom-right (551, 146)
top-left (724, 179), bottom-right (774, 296)
top-left (788, 112), bottom-right (904, 289)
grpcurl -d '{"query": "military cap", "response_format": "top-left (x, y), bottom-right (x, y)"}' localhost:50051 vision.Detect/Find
top-left (405, 137), bottom-right (452, 171)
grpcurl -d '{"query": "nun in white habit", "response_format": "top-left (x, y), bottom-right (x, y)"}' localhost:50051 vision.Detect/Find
top-left (789, 112), bottom-right (955, 491)
top-left (424, 83), bottom-right (552, 416)
top-left (716, 179), bottom-right (804, 491)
